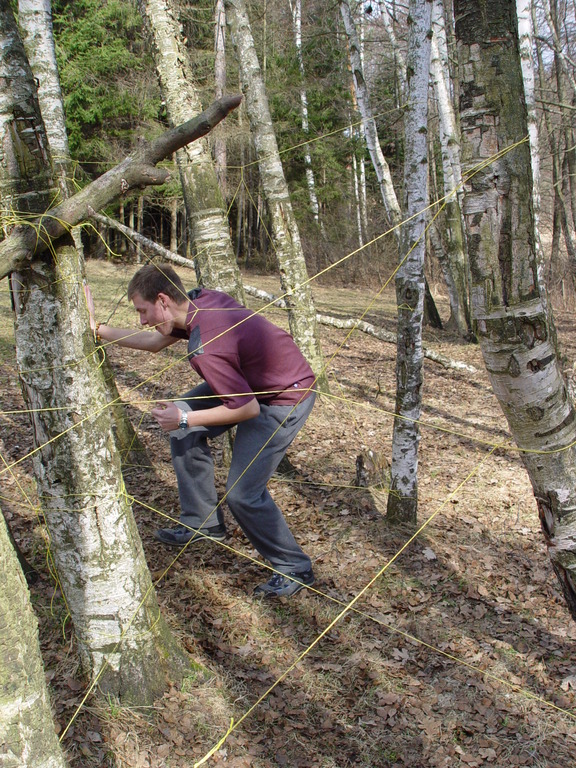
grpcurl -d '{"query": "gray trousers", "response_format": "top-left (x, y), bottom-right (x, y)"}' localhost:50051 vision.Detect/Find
top-left (170, 382), bottom-right (315, 573)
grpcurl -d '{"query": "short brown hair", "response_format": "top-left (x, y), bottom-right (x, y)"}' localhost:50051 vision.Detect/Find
top-left (127, 264), bottom-right (188, 303)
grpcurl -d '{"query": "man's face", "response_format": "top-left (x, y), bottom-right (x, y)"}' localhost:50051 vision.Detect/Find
top-left (132, 292), bottom-right (172, 335)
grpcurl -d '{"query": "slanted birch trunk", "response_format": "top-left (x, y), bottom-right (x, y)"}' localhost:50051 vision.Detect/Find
top-left (455, 0), bottom-right (576, 621)
top-left (386, 0), bottom-right (432, 526)
top-left (0, 9), bottom-right (241, 703)
top-left (17, 0), bottom-right (149, 468)
top-left (136, 0), bottom-right (244, 301)
top-left (340, 0), bottom-right (402, 230)
top-left (0, 511), bottom-right (67, 768)
top-left (224, 0), bottom-right (327, 389)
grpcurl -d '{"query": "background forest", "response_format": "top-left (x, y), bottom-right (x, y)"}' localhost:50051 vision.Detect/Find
top-left (2, 0), bottom-right (576, 767)
top-left (47, 0), bottom-right (576, 292)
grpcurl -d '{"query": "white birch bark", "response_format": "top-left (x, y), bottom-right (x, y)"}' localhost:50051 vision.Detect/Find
top-left (517, 0), bottom-right (543, 267)
top-left (340, 0), bottom-right (402, 230)
top-left (0, 512), bottom-right (67, 768)
top-left (11, 255), bottom-right (186, 702)
top-left (0, 3), bottom-right (54, 217)
top-left (288, 0), bottom-right (321, 224)
top-left (456, 0), bottom-right (576, 621)
top-left (18, 0), bottom-right (148, 467)
top-left (377, 0), bottom-right (407, 85)
top-left (430, 0), bottom-right (471, 336)
top-left (17, 0), bottom-right (71, 201)
top-left (136, 0), bottom-right (244, 301)
top-left (224, 0), bottom-right (327, 388)
top-left (352, 151), bottom-right (365, 247)
top-left (386, 0), bottom-right (432, 525)
top-left (214, 0), bottom-right (227, 195)
top-left (1, 1), bottom-right (188, 702)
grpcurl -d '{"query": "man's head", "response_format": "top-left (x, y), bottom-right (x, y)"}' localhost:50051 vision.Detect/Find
top-left (127, 263), bottom-right (187, 304)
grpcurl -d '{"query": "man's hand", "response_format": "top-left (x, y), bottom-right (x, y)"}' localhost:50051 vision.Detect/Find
top-left (83, 282), bottom-right (97, 334)
top-left (151, 401), bottom-right (183, 431)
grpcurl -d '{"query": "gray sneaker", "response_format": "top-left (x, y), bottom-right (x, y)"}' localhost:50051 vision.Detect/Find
top-left (254, 569), bottom-right (315, 597)
top-left (154, 523), bottom-right (226, 547)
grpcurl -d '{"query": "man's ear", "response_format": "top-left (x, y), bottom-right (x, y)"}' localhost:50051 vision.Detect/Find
top-left (157, 292), bottom-right (170, 308)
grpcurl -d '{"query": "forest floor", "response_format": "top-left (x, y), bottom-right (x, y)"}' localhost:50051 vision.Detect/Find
top-left (2, 260), bottom-right (576, 767)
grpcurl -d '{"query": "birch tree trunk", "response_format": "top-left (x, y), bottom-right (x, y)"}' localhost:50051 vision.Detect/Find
top-left (386, 0), bottom-right (432, 526)
top-left (16, 0), bottom-right (70, 200)
top-left (455, 0), bottom-right (576, 621)
top-left (214, 0), bottom-right (228, 195)
top-left (549, 0), bottom-right (576, 243)
top-left (532, 4), bottom-right (576, 282)
top-left (340, 0), bottom-right (402, 230)
top-left (0, 1), bottom-right (189, 702)
top-left (430, 0), bottom-right (472, 336)
top-left (516, 0), bottom-right (541, 258)
top-left (0, 511), bottom-right (67, 768)
top-left (136, 0), bottom-right (245, 301)
top-left (288, 0), bottom-right (322, 226)
top-left (224, 0), bottom-right (328, 389)
top-left (17, 0), bottom-right (149, 468)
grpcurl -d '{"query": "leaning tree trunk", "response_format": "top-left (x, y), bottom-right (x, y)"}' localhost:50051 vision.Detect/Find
top-left (136, 0), bottom-right (245, 302)
top-left (0, 511), bottom-right (67, 768)
top-left (386, 0), bottom-right (432, 527)
top-left (0, 10), bottom-right (241, 702)
top-left (224, 0), bottom-right (328, 390)
top-left (455, 0), bottom-right (576, 621)
top-left (17, 0), bottom-right (149, 468)
top-left (11, 253), bottom-right (188, 704)
top-left (340, 0), bottom-right (402, 230)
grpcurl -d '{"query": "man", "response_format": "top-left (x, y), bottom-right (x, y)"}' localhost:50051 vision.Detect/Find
top-left (92, 264), bottom-right (316, 597)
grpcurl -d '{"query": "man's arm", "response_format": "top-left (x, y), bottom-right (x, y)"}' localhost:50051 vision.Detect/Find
top-left (151, 398), bottom-right (260, 431)
top-left (98, 324), bottom-right (178, 352)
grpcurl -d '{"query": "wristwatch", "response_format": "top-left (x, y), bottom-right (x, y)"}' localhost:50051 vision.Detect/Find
top-left (178, 409), bottom-right (188, 430)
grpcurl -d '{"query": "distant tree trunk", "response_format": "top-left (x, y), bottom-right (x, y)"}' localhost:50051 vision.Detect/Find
top-left (430, 0), bottom-right (472, 336)
top-left (0, 1), bottom-right (189, 702)
top-left (225, 0), bottom-right (328, 390)
top-left (289, 0), bottom-right (322, 226)
top-left (517, 0), bottom-right (542, 260)
top-left (545, 0), bottom-right (576, 224)
top-left (386, 0), bottom-right (432, 527)
top-left (455, 0), bottom-right (576, 622)
top-left (0, 511), bottom-right (67, 768)
top-left (532, 4), bottom-right (574, 283)
top-left (136, 0), bottom-right (244, 301)
top-left (17, 0), bottom-right (149, 468)
top-left (340, 0), bottom-right (402, 230)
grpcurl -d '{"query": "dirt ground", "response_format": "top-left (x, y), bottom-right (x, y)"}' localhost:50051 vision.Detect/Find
top-left (1, 262), bottom-right (576, 767)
